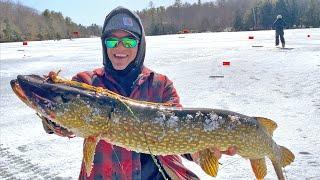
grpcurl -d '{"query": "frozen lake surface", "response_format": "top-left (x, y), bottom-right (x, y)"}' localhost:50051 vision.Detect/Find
top-left (1, 28), bottom-right (320, 179)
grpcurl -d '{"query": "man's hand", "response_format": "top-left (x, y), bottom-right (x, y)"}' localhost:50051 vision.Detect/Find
top-left (191, 146), bottom-right (237, 164)
top-left (220, 146), bottom-right (237, 156)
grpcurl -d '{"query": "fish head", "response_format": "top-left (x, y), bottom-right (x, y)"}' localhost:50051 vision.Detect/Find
top-left (12, 74), bottom-right (79, 115)
top-left (11, 74), bottom-right (114, 136)
top-left (10, 78), bottom-right (34, 108)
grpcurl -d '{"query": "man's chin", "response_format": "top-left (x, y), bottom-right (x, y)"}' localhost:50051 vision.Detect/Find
top-left (113, 65), bottom-right (127, 70)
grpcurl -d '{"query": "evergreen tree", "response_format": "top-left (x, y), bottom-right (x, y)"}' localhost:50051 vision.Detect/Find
top-left (174, 0), bottom-right (182, 7)
top-left (275, 0), bottom-right (289, 26)
top-left (287, 0), bottom-right (299, 27)
top-left (243, 9), bottom-right (255, 30)
top-left (233, 10), bottom-right (243, 31)
top-left (305, 0), bottom-right (320, 27)
top-left (260, 0), bottom-right (274, 29)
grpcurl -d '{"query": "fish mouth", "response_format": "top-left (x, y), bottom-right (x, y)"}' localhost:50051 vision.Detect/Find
top-left (11, 75), bottom-right (61, 119)
top-left (10, 79), bottom-right (31, 107)
top-left (11, 74), bottom-right (100, 118)
top-left (11, 74), bottom-right (116, 123)
top-left (18, 75), bottom-right (51, 103)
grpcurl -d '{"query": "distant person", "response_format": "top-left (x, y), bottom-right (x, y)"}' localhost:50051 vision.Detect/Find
top-left (273, 14), bottom-right (286, 48)
top-left (40, 6), bottom-right (236, 179)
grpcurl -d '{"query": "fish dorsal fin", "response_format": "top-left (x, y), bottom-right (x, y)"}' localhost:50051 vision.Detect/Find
top-left (256, 117), bottom-right (278, 136)
top-left (83, 135), bottom-right (101, 176)
top-left (199, 149), bottom-right (219, 177)
top-left (250, 158), bottom-right (267, 180)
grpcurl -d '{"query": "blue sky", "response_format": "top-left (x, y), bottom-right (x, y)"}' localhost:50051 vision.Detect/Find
top-left (18, 0), bottom-right (211, 26)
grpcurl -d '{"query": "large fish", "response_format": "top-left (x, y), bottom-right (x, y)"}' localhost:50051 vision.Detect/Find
top-left (10, 72), bottom-right (294, 180)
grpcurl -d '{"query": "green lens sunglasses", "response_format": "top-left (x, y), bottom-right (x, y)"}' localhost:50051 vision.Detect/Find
top-left (104, 37), bottom-right (139, 48)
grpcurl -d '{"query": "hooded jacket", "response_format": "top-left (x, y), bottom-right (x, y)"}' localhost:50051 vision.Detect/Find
top-left (101, 7), bottom-right (146, 96)
top-left (273, 18), bottom-right (286, 33)
top-left (75, 6), bottom-right (199, 180)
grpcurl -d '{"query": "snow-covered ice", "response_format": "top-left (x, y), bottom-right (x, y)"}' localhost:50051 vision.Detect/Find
top-left (1, 28), bottom-right (319, 179)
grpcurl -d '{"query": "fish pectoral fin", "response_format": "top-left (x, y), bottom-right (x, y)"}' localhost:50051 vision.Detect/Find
top-left (280, 146), bottom-right (295, 167)
top-left (250, 158), bottom-right (267, 180)
top-left (83, 135), bottom-right (101, 176)
top-left (199, 149), bottom-right (219, 177)
top-left (256, 117), bottom-right (278, 136)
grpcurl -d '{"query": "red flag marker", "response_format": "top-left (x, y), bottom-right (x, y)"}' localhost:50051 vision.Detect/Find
top-left (248, 36), bottom-right (254, 39)
top-left (23, 41), bottom-right (28, 45)
top-left (223, 61), bottom-right (230, 66)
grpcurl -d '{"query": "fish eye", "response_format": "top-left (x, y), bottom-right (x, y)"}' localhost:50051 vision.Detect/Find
top-left (53, 96), bottom-right (63, 103)
top-left (61, 94), bottom-right (71, 103)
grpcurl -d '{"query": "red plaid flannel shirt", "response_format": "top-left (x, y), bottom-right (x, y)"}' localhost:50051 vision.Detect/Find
top-left (74, 67), bottom-right (199, 180)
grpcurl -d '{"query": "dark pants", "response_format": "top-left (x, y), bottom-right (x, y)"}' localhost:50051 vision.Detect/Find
top-left (275, 30), bottom-right (285, 46)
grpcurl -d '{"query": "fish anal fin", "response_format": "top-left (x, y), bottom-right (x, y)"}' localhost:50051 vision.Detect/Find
top-left (250, 158), bottom-right (267, 180)
top-left (199, 149), bottom-right (219, 177)
top-left (256, 117), bottom-right (277, 136)
top-left (280, 146), bottom-right (295, 167)
top-left (83, 135), bottom-right (100, 176)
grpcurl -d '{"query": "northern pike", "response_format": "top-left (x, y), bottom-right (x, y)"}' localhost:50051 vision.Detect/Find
top-left (10, 72), bottom-right (295, 180)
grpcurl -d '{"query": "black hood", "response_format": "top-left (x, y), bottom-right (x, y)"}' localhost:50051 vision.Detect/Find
top-left (101, 6), bottom-right (146, 76)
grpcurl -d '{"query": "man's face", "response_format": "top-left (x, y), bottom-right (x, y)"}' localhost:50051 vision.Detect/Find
top-left (106, 30), bottom-right (138, 70)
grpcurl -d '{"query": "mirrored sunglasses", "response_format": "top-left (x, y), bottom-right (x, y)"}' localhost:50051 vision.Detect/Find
top-left (104, 37), bottom-right (139, 48)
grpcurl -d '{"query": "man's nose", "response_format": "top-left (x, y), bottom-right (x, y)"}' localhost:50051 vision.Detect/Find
top-left (116, 41), bottom-right (126, 49)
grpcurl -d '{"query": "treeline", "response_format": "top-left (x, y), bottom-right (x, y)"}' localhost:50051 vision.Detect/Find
top-left (1, 0), bottom-right (319, 42)
top-left (0, 0), bottom-right (101, 42)
top-left (138, 0), bottom-right (320, 35)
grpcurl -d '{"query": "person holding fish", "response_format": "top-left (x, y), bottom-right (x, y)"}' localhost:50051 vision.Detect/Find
top-left (40, 6), bottom-right (237, 180)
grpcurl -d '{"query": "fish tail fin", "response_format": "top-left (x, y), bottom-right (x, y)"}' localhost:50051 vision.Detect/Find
top-left (280, 146), bottom-right (295, 167)
top-left (199, 149), bottom-right (219, 177)
top-left (83, 135), bottom-right (100, 176)
top-left (250, 158), bottom-right (267, 180)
